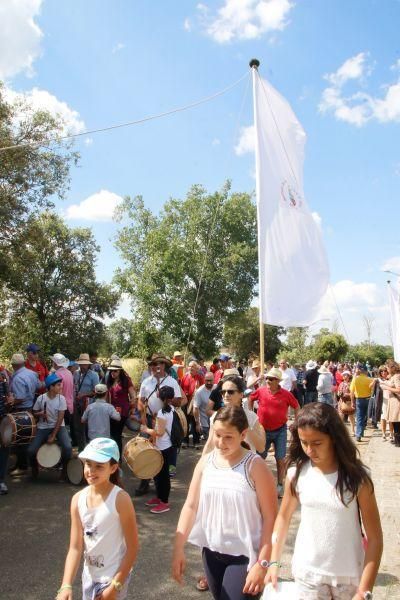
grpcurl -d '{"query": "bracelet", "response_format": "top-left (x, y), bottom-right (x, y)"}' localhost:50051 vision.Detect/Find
top-left (268, 561), bottom-right (282, 568)
top-left (57, 584), bottom-right (72, 594)
top-left (111, 578), bottom-right (123, 591)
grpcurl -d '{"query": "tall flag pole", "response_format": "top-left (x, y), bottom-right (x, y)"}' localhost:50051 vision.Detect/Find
top-left (388, 281), bottom-right (400, 361)
top-left (250, 59), bottom-right (330, 369)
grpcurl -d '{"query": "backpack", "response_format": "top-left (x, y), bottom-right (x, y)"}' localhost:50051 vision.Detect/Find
top-left (169, 410), bottom-right (185, 448)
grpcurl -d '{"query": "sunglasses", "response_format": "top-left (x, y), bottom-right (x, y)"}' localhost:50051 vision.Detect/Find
top-left (266, 377), bottom-right (279, 381)
top-left (222, 389), bottom-right (239, 395)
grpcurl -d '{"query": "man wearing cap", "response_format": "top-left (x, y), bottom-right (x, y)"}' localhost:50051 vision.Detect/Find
top-left (136, 353), bottom-right (182, 496)
top-left (28, 373), bottom-right (72, 479)
top-left (8, 353), bottom-right (41, 474)
top-left (73, 354), bottom-right (100, 450)
top-left (250, 368), bottom-right (300, 497)
top-left (350, 364), bottom-right (374, 442)
top-left (213, 354), bottom-right (231, 384)
top-left (25, 343), bottom-right (48, 390)
top-left (52, 353), bottom-right (75, 443)
top-left (303, 360), bottom-right (319, 405)
top-left (81, 383), bottom-right (121, 441)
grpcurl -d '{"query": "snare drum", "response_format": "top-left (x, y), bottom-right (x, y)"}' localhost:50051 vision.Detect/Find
top-left (66, 457), bottom-right (85, 485)
top-left (0, 411), bottom-right (36, 447)
top-left (123, 437), bottom-right (163, 479)
top-left (37, 443), bottom-right (61, 468)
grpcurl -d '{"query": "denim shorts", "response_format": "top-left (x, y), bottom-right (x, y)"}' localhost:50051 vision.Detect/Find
top-left (264, 423), bottom-right (287, 460)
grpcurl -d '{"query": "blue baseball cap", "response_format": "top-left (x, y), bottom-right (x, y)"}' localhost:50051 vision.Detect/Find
top-left (79, 437), bottom-right (120, 463)
top-left (45, 373), bottom-right (63, 389)
top-left (219, 354), bottom-right (230, 362)
top-left (26, 343), bottom-right (40, 353)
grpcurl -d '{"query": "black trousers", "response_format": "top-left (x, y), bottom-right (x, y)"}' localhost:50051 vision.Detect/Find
top-left (110, 416), bottom-right (128, 459)
top-left (202, 547), bottom-right (258, 600)
top-left (154, 446), bottom-right (174, 503)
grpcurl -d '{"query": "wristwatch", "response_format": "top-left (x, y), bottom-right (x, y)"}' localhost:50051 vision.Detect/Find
top-left (360, 592), bottom-right (373, 600)
top-left (257, 559), bottom-right (269, 569)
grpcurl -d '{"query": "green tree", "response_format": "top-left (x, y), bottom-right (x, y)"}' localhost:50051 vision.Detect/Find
top-left (114, 183), bottom-right (258, 358)
top-left (277, 327), bottom-right (314, 365)
top-left (223, 307), bottom-right (284, 361)
top-left (0, 83), bottom-right (78, 272)
top-left (313, 333), bottom-right (349, 363)
top-left (1, 213), bottom-right (119, 357)
top-left (346, 342), bottom-right (393, 367)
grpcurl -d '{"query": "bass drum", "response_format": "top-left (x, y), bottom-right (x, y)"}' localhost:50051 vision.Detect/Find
top-left (175, 407), bottom-right (188, 438)
top-left (0, 411), bottom-right (36, 446)
top-left (67, 457), bottom-right (85, 485)
top-left (123, 437), bottom-right (163, 479)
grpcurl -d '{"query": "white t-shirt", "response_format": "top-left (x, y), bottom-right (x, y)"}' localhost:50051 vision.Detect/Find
top-left (280, 368), bottom-right (296, 391)
top-left (156, 407), bottom-right (174, 451)
top-left (139, 375), bottom-right (181, 416)
top-left (210, 407), bottom-right (259, 452)
top-left (33, 393), bottom-right (67, 429)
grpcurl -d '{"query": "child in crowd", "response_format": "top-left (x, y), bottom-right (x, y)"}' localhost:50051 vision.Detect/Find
top-left (265, 402), bottom-right (383, 600)
top-left (81, 383), bottom-right (121, 441)
top-left (57, 438), bottom-right (138, 600)
top-left (172, 405), bottom-right (277, 600)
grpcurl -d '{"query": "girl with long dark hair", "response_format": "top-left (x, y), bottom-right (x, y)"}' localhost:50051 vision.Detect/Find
top-left (265, 403), bottom-right (382, 599)
top-left (107, 359), bottom-right (136, 457)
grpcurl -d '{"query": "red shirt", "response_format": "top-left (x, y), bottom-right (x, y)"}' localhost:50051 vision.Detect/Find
top-left (251, 386), bottom-right (299, 431)
top-left (210, 364), bottom-right (219, 374)
top-left (181, 373), bottom-right (204, 401)
top-left (214, 369), bottom-right (224, 384)
top-left (25, 359), bottom-right (48, 382)
top-left (109, 377), bottom-right (134, 418)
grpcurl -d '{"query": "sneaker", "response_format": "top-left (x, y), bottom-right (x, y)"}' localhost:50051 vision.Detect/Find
top-left (0, 482), bottom-right (8, 495)
top-left (134, 483), bottom-right (150, 497)
top-left (169, 465), bottom-right (176, 478)
top-left (382, 434), bottom-right (387, 441)
top-left (181, 444), bottom-right (188, 449)
top-left (145, 497), bottom-right (161, 507)
top-left (277, 484), bottom-right (284, 498)
top-left (356, 437), bottom-right (362, 442)
top-left (150, 501), bottom-right (170, 514)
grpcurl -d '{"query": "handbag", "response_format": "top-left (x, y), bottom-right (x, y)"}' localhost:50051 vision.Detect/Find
top-left (340, 400), bottom-right (355, 415)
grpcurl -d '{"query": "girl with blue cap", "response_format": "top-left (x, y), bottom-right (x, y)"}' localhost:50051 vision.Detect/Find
top-left (57, 438), bottom-right (138, 600)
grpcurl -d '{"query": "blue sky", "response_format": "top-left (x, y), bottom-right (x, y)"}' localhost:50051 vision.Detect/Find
top-left (1, 0), bottom-right (399, 345)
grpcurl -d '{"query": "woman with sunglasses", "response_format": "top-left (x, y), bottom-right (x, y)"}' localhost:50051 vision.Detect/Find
top-left (106, 358), bottom-right (136, 457)
top-left (202, 375), bottom-right (266, 455)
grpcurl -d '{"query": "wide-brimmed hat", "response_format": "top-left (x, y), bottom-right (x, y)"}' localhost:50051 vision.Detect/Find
top-left (108, 358), bottom-right (123, 370)
top-left (76, 353), bottom-right (92, 365)
top-left (173, 351), bottom-right (183, 358)
top-left (266, 368), bottom-right (282, 381)
top-left (342, 370), bottom-right (352, 376)
top-left (306, 360), bottom-right (317, 370)
top-left (51, 353), bottom-right (70, 368)
top-left (147, 353), bottom-right (172, 368)
top-left (318, 365), bottom-right (330, 374)
top-left (251, 359), bottom-right (263, 369)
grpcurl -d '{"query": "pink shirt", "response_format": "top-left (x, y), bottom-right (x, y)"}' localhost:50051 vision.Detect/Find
top-left (57, 367), bottom-right (74, 414)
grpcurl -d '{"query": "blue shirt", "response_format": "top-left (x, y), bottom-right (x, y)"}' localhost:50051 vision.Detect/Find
top-left (10, 366), bottom-right (40, 409)
top-left (74, 369), bottom-right (99, 398)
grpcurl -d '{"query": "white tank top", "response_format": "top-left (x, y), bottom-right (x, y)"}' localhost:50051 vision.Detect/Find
top-left (188, 450), bottom-right (263, 569)
top-left (288, 462), bottom-right (364, 586)
top-left (78, 485), bottom-right (126, 583)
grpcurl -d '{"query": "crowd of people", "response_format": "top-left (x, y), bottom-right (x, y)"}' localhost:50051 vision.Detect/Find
top-left (0, 344), bottom-right (395, 599)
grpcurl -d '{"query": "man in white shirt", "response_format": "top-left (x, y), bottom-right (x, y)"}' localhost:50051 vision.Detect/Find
top-left (279, 359), bottom-right (297, 393)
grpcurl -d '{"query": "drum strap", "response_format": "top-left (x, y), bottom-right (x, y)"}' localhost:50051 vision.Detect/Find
top-left (146, 376), bottom-right (168, 416)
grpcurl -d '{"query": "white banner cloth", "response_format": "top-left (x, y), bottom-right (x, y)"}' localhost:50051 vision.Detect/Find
top-left (253, 70), bottom-right (330, 326)
top-left (388, 283), bottom-right (400, 361)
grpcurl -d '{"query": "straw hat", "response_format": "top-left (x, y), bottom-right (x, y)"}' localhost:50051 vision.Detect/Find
top-left (223, 368), bottom-right (241, 377)
top-left (266, 367), bottom-right (282, 380)
top-left (108, 358), bottom-right (123, 370)
top-left (318, 365), bottom-right (330, 374)
top-left (76, 353), bottom-right (92, 365)
top-left (146, 353), bottom-right (172, 369)
top-left (173, 351), bottom-right (183, 358)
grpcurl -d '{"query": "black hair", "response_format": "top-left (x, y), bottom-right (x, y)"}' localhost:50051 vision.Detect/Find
top-left (214, 405), bottom-right (250, 450)
top-left (212, 358), bottom-right (220, 365)
top-left (287, 403), bottom-right (372, 505)
top-left (219, 374), bottom-right (246, 393)
top-left (159, 385), bottom-right (174, 414)
top-left (106, 368), bottom-right (130, 391)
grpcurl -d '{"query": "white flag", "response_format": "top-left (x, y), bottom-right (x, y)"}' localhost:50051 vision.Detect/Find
top-left (252, 70), bottom-right (330, 326)
top-left (388, 283), bottom-right (400, 361)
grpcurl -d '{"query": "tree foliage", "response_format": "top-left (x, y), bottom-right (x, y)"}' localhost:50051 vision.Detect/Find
top-left (223, 307), bottom-right (284, 361)
top-left (1, 213), bottom-right (119, 357)
top-left (345, 342), bottom-right (393, 367)
top-left (0, 83), bottom-right (78, 270)
top-left (114, 183), bottom-right (258, 357)
top-left (313, 332), bottom-right (349, 363)
top-left (277, 327), bottom-right (314, 365)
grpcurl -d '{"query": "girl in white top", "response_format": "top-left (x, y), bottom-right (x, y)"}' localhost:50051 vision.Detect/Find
top-left (203, 375), bottom-right (266, 454)
top-left (57, 438), bottom-right (138, 600)
top-left (172, 405), bottom-right (277, 600)
top-left (265, 403), bottom-right (383, 600)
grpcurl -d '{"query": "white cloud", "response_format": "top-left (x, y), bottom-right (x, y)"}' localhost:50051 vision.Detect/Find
top-left (234, 124), bottom-right (255, 155)
top-left (381, 256), bottom-right (400, 274)
top-left (198, 0), bottom-right (293, 43)
top-left (0, 0), bottom-right (43, 79)
top-left (320, 53), bottom-right (400, 126)
top-left (311, 211), bottom-right (322, 229)
top-left (183, 18), bottom-right (192, 32)
top-left (4, 86), bottom-right (85, 136)
top-left (65, 190), bottom-right (123, 222)
top-left (112, 42), bottom-right (126, 54)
